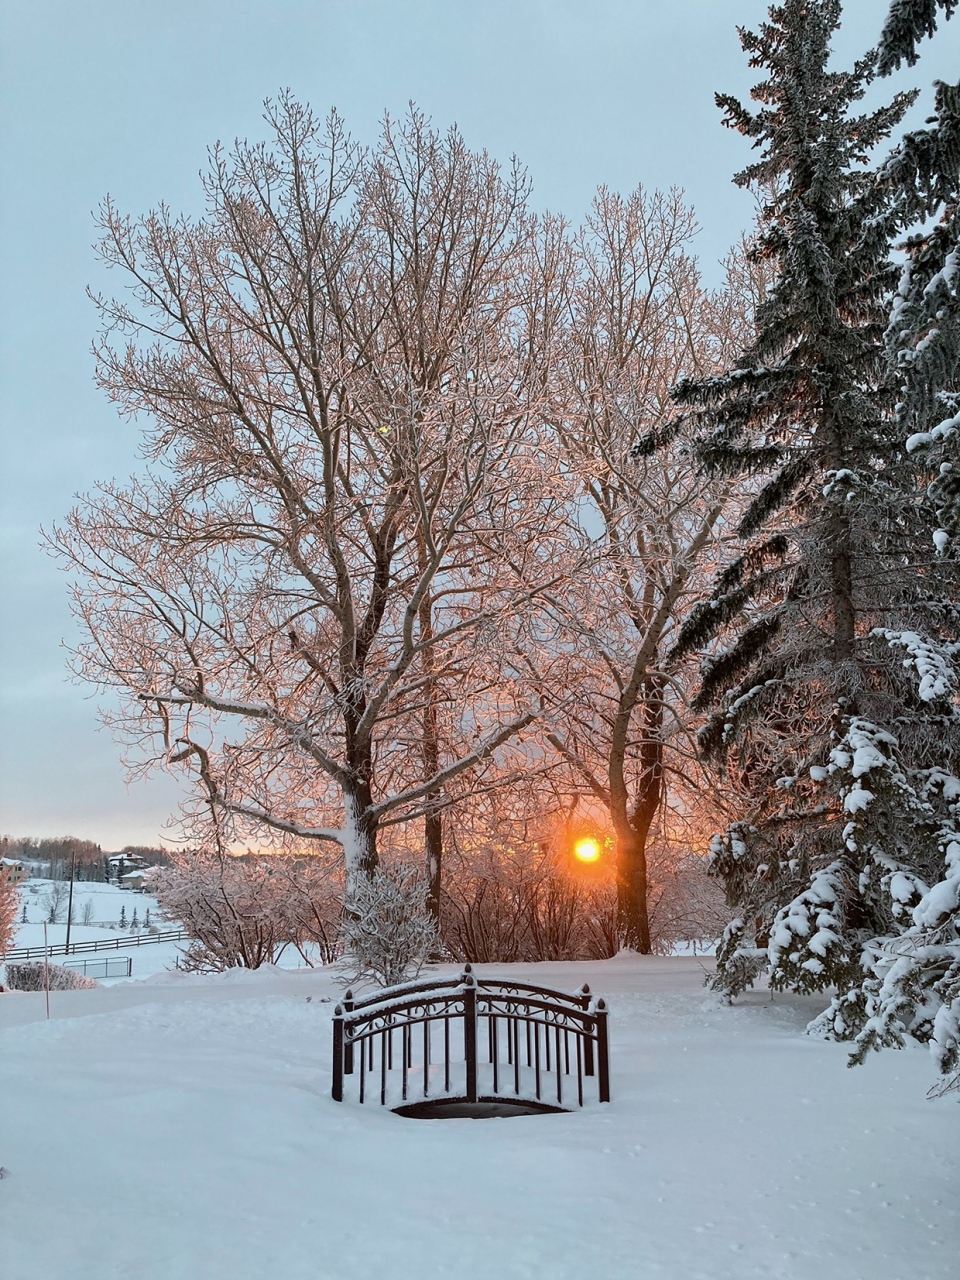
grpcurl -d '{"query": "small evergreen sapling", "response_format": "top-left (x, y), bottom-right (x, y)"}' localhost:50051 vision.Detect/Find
top-left (119, 905), bottom-right (127, 929)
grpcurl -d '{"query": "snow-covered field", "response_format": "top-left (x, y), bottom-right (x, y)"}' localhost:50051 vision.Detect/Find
top-left (11, 878), bottom-right (189, 979)
top-left (1, 955), bottom-right (955, 1280)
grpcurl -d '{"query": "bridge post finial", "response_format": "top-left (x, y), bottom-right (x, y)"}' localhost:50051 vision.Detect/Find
top-left (594, 998), bottom-right (610, 1103)
top-left (332, 1004), bottom-right (345, 1101)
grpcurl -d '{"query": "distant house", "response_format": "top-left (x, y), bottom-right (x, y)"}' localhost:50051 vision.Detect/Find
top-left (1, 857), bottom-right (26, 886)
top-left (107, 853), bottom-right (149, 883)
top-left (119, 866), bottom-right (159, 892)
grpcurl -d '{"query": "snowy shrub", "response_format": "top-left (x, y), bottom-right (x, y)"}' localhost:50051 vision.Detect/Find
top-left (5, 961), bottom-right (97, 991)
top-left (341, 865), bottom-right (438, 988)
top-left (711, 919), bottom-right (767, 1001)
top-left (155, 851), bottom-right (341, 971)
top-left (440, 828), bottom-right (722, 963)
top-left (440, 839), bottom-right (617, 963)
top-left (266, 857), bottom-right (343, 966)
top-left (81, 898), bottom-right (94, 926)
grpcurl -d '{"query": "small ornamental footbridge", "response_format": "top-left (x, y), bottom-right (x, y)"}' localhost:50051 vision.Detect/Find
top-left (332, 964), bottom-right (610, 1117)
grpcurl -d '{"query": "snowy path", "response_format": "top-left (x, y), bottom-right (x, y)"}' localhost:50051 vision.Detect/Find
top-left (1, 956), bottom-right (956, 1280)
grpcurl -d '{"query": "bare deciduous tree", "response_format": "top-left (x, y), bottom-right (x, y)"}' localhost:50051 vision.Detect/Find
top-left (53, 100), bottom-right (569, 899)
top-left (42, 880), bottom-right (69, 925)
top-left (0, 877), bottom-right (18, 956)
top-left (531, 190), bottom-right (760, 951)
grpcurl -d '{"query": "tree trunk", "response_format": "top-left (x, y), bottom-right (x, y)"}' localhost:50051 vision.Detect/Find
top-left (611, 674), bottom-right (665, 954)
top-left (341, 781), bottom-right (379, 899)
top-left (615, 825), bottom-right (653, 953)
top-left (824, 408), bottom-right (857, 667)
top-left (425, 809), bottom-right (443, 922)
top-left (418, 558), bottom-right (444, 922)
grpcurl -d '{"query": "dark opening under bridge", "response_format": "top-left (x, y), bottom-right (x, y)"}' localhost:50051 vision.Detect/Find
top-left (332, 965), bottom-right (610, 1117)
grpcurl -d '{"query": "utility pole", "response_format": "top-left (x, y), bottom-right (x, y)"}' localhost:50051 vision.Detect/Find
top-left (64, 844), bottom-right (77, 954)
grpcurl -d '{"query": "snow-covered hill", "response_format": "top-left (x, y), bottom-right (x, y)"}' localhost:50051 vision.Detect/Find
top-left (0, 955), bottom-right (955, 1279)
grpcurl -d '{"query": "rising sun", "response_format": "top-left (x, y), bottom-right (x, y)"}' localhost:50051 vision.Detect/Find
top-left (573, 837), bottom-right (601, 863)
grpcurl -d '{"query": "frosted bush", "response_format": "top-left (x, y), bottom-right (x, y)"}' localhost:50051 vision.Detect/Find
top-left (5, 961), bottom-right (97, 991)
top-left (155, 852), bottom-right (341, 971)
top-left (341, 865), bottom-right (438, 988)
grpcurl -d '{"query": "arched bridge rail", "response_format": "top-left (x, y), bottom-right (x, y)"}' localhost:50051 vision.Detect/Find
top-left (332, 964), bottom-right (610, 1112)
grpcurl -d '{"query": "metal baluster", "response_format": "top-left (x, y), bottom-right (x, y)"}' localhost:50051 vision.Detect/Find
top-left (492, 1013), bottom-right (499, 1094)
top-left (534, 1018), bottom-right (541, 1100)
top-left (359, 1034), bottom-right (366, 1104)
top-left (513, 1016), bottom-right (520, 1095)
top-left (576, 1031), bottom-right (583, 1107)
top-left (380, 1029), bottom-right (388, 1106)
top-left (402, 1025), bottom-right (409, 1101)
top-left (555, 1025), bottom-right (562, 1104)
top-left (444, 1014), bottom-right (450, 1093)
top-left (425, 1016), bottom-right (432, 1096)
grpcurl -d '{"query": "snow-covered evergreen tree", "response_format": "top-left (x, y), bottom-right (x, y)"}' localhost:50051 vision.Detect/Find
top-left (668, 1), bottom-right (960, 1094)
top-left (878, 0), bottom-right (956, 72)
top-left (816, 0), bottom-right (960, 1097)
top-left (881, 3), bottom-right (959, 548)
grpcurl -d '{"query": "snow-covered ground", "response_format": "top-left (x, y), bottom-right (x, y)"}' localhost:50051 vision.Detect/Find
top-left (17, 876), bottom-right (165, 934)
top-left (10, 878), bottom-right (326, 980)
top-left (11, 878), bottom-right (188, 979)
top-left (1, 955), bottom-right (955, 1280)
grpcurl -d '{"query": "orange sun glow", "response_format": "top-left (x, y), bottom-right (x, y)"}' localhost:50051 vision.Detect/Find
top-left (573, 837), bottom-right (601, 864)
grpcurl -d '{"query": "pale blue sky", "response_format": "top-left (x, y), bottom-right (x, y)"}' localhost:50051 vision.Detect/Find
top-left (1, 0), bottom-right (955, 847)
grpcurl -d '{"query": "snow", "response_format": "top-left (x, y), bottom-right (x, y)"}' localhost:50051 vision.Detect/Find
top-left (913, 873), bottom-right (960, 929)
top-left (12, 879), bottom-right (184, 980)
top-left (843, 785), bottom-right (874, 813)
top-left (873, 630), bottom-right (957, 702)
top-left (1, 956), bottom-right (956, 1280)
top-left (10, 879), bottom-right (330, 982)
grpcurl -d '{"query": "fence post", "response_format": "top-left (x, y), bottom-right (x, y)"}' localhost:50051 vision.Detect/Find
top-left (577, 984), bottom-right (595, 1076)
top-left (463, 974), bottom-right (478, 1103)
top-left (332, 1004), bottom-right (345, 1101)
top-left (342, 989), bottom-right (355, 1075)
top-left (594, 998), bottom-right (610, 1103)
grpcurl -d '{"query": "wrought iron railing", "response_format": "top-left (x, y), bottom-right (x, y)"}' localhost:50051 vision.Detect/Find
top-left (332, 964), bottom-right (610, 1112)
